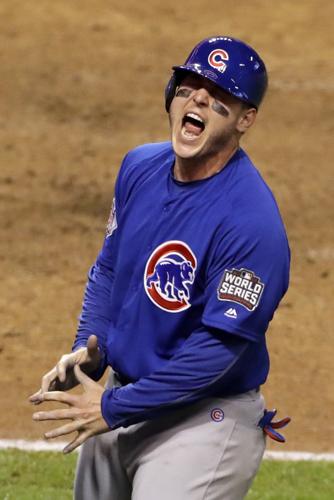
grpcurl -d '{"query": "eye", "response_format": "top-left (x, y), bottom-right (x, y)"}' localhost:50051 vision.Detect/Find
top-left (175, 87), bottom-right (193, 98)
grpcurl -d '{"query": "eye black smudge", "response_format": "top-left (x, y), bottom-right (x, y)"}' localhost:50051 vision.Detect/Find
top-left (212, 100), bottom-right (229, 117)
top-left (175, 88), bottom-right (192, 98)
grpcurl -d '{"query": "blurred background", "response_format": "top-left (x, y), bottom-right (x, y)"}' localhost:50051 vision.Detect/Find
top-left (0, 0), bottom-right (333, 452)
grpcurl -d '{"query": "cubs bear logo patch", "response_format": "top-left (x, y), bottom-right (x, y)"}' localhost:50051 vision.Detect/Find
top-left (144, 241), bottom-right (197, 313)
top-left (217, 268), bottom-right (264, 311)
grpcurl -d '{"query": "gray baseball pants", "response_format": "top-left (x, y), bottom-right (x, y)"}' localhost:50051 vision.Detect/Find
top-left (74, 376), bottom-right (266, 500)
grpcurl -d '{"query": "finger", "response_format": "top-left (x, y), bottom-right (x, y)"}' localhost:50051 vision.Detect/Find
top-left (87, 335), bottom-right (99, 358)
top-left (29, 371), bottom-right (58, 404)
top-left (63, 430), bottom-right (91, 454)
top-left (33, 408), bottom-right (79, 422)
top-left (41, 368), bottom-right (58, 393)
top-left (29, 383), bottom-right (57, 404)
top-left (45, 419), bottom-right (86, 439)
top-left (56, 360), bottom-right (67, 383)
top-left (29, 389), bottom-right (43, 404)
top-left (74, 365), bottom-right (97, 389)
top-left (39, 391), bottom-right (77, 405)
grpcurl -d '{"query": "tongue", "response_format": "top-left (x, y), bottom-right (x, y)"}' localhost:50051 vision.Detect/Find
top-left (184, 120), bottom-right (203, 136)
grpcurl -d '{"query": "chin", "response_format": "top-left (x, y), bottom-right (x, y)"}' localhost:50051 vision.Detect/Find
top-left (172, 134), bottom-right (203, 160)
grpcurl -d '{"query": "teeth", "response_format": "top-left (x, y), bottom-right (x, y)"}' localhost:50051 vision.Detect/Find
top-left (186, 112), bottom-right (203, 124)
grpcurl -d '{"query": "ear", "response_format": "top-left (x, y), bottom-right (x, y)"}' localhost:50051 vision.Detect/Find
top-left (236, 107), bottom-right (257, 134)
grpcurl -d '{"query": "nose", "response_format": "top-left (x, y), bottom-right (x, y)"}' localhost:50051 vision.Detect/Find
top-left (192, 87), bottom-right (210, 106)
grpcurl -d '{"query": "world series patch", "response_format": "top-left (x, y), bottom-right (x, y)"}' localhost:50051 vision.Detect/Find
top-left (217, 268), bottom-right (264, 311)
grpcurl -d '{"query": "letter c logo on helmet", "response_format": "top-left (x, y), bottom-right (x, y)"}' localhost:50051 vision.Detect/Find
top-left (208, 49), bottom-right (229, 73)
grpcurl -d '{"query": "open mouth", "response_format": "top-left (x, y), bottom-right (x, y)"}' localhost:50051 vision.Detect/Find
top-left (182, 112), bottom-right (205, 137)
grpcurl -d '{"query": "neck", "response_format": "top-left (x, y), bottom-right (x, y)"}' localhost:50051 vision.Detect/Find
top-left (173, 143), bottom-right (239, 182)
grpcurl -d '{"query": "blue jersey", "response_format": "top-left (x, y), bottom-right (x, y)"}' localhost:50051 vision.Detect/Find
top-left (73, 142), bottom-right (290, 429)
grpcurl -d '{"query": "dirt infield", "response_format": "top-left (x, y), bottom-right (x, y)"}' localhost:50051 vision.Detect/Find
top-left (0, 1), bottom-right (333, 452)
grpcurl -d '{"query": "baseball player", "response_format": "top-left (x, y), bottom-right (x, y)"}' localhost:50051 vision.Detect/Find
top-left (30, 36), bottom-right (291, 500)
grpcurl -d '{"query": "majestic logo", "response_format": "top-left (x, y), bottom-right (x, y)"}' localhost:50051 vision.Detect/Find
top-left (144, 241), bottom-right (197, 313)
top-left (211, 408), bottom-right (224, 422)
top-left (106, 197), bottom-right (117, 238)
top-left (224, 307), bottom-right (237, 319)
top-left (208, 49), bottom-right (229, 73)
top-left (217, 268), bottom-right (264, 311)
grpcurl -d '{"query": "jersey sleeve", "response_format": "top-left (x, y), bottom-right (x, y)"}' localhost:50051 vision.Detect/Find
top-left (202, 215), bottom-right (290, 342)
top-left (71, 237), bottom-right (117, 380)
top-left (71, 152), bottom-right (131, 379)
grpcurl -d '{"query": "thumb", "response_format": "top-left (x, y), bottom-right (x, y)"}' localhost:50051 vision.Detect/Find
top-left (74, 364), bottom-right (97, 390)
top-left (87, 335), bottom-right (99, 358)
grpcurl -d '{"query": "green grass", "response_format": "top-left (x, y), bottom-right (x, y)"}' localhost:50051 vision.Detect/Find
top-left (246, 460), bottom-right (334, 500)
top-left (0, 449), bottom-right (333, 499)
top-left (0, 449), bottom-right (76, 499)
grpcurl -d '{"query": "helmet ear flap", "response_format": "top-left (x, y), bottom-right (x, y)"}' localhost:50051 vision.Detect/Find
top-left (165, 73), bottom-right (178, 112)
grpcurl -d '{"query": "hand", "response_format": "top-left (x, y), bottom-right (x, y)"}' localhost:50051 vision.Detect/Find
top-left (29, 335), bottom-right (101, 404)
top-left (32, 365), bottom-right (110, 453)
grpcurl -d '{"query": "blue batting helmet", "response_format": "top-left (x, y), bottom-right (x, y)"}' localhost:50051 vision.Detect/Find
top-left (165, 36), bottom-right (268, 111)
